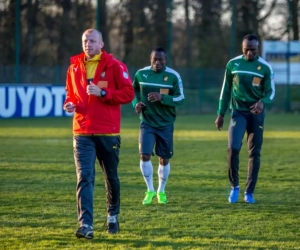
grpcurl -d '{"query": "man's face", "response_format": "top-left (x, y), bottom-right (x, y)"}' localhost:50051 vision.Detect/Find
top-left (82, 31), bottom-right (103, 58)
top-left (150, 51), bottom-right (167, 72)
top-left (242, 40), bottom-right (259, 61)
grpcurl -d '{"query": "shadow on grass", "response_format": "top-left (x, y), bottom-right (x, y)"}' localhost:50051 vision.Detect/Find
top-left (0, 228), bottom-right (278, 250)
top-left (2, 227), bottom-right (296, 249)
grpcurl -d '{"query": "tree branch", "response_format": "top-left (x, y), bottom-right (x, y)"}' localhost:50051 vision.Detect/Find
top-left (258, 0), bottom-right (277, 22)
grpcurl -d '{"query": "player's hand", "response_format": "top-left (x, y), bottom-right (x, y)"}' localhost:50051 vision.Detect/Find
top-left (135, 102), bottom-right (146, 113)
top-left (215, 115), bottom-right (224, 131)
top-left (148, 92), bottom-right (162, 102)
top-left (64, 102), bottom-right (76, 113)
top-left (250, 101), bottom-right (264, 114)
top-left (87, 82), bottom-right (101, 96)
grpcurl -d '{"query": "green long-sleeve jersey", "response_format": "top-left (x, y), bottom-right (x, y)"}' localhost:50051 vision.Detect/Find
top-left (132, 66), bottom-right (185, 127)
top-left (217, 55), bottom-right (275, 116)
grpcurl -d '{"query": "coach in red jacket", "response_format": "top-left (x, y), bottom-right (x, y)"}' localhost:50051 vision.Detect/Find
top-left (63, 29), bottom-right (134, 239)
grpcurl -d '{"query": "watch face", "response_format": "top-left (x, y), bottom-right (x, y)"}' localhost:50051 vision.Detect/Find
top-left (101, 90), bottom-right (106, 96)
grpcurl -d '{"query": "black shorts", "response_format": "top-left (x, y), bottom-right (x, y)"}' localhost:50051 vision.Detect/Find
top-left (139, 122), bottom-right (174, 159)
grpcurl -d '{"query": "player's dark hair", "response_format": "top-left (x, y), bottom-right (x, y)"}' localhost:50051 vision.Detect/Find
top-left (243, 34), bottom-right (259, 42)
top-left (151, 47), bottom-right (167, 56)
top-left (152, 47), bottom-right (166, 53)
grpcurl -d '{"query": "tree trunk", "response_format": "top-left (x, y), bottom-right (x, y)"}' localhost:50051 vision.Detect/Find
top-left (153, 0), bottom-right (168, 49)
top-left (291, 0), bottom-right (299, 40)
top-left (123, 0), bottom-right (134, 63)
top-left (185, 0), bottom-right (191, 67)
top-left (57, 0), bottom-right (71, 65)
top-left (99, 0), bottom-right (110, 52)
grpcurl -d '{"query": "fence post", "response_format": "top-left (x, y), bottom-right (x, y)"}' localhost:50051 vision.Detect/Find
top-left (55, 65), bottom-right (61, 85)
top-left (15, 0), bottom-right (21, 83)
top-left (286, 0), bottom-right (292, 112)
top-left (167, 0), bottom-right (173, 67)
top-left (229, 0), bottom-right (236, 59)
top-left (198, 68), bottom-right (203, 113)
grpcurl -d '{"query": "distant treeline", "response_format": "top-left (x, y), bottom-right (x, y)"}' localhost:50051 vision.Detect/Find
top-left (0, 0), bottom-right (298, 68)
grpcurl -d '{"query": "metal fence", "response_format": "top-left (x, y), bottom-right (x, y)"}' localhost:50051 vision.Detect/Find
top-left (1, 65), bottom-right (299, 114)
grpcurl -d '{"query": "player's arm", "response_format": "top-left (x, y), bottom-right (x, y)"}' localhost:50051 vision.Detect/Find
top-left (260, 68), bottom-right (275, 105)
top-left (132, 73), bottom-right (147, 113)
top-left (217, 63), bottom-right (233, 117)
top-left (160, 76), bottom-right (185, 107)
top-left (63, 67), bottom-right (77, 112)
top-left (132, 73), bottom-right (141, 108)
top-left (101, 62), bottom-right (134, 105)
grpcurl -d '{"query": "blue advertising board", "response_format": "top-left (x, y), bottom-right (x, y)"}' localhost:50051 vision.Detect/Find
top-left (262, 41), bottom-right (300, 84)
top-left (0, 85), bottom-right (72, 118)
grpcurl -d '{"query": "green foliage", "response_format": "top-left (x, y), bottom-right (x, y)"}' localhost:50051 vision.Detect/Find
top-left (0, 115), bottom-right (300, 249)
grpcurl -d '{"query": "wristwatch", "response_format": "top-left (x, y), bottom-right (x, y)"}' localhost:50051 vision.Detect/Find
top-left (100, 89), bottom-right (106, 97)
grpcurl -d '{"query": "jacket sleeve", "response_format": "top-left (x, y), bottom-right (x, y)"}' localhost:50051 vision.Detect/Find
top-left (64, 67), bottom-right (77, 106)
top-left (131, 73), bottom-right (141, 109)
top-left (260, 67), bottom-right (275, 104)
top-left (217, 62), bottom-right (232, 117)
top-left (102, 62), bottom-right (134, 105)
top-left (160, 74), bottom-right (185, 107)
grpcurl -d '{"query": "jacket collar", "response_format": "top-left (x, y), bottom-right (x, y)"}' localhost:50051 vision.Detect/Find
top-left (70, 50), bottom-right (114, 66)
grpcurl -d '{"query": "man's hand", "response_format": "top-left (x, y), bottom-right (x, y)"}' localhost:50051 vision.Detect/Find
top-left (250, 101), bottom-right (264, 114)
top-left (215, 115), bottom-right (224, 131)
top-left (87, 82), bottom-right (101, 96)
top-left (135, 102), bottom-right (146, 113)
top-left (147, 92), bottom-right (162, 102)
top-left (64, 102), bottom-right (76, 113)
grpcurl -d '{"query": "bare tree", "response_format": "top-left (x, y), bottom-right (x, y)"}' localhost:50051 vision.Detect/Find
top-left (192, 0), bottom-right (224, 67)
top-left (122, 0), bottom-right (135, 64)
top-left (229, 0), bottom-right (278, 54)
top-left (0, 0), bottom-right (17, 65)
top-left (152, 0), bottom-right (168, 48)
top-left (25, 0), bottom-right (39, 66)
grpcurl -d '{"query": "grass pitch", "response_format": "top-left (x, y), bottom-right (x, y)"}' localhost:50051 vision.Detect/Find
top-left (0, 114), bottom-right (300, 249)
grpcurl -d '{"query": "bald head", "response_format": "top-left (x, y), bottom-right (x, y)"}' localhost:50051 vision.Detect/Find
top-left (82, 29), bottom-right (103, 41)
top-left (82, 29), bottom-right (104, 59)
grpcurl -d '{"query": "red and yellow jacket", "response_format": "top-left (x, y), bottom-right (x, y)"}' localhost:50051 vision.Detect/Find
top-left (64, 50), bottom-right (134, 134)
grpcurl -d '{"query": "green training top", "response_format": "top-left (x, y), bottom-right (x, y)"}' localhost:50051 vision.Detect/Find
top-left (132, 66), bottom-right (185, 127)
top-left (217, 55), bottom-right (275, 117)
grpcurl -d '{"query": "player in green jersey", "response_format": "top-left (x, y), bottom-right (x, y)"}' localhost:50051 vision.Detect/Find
top-left (132, 47), bottom-right (185, 205)
top-left (215, 34), bottom-right (275, 204)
